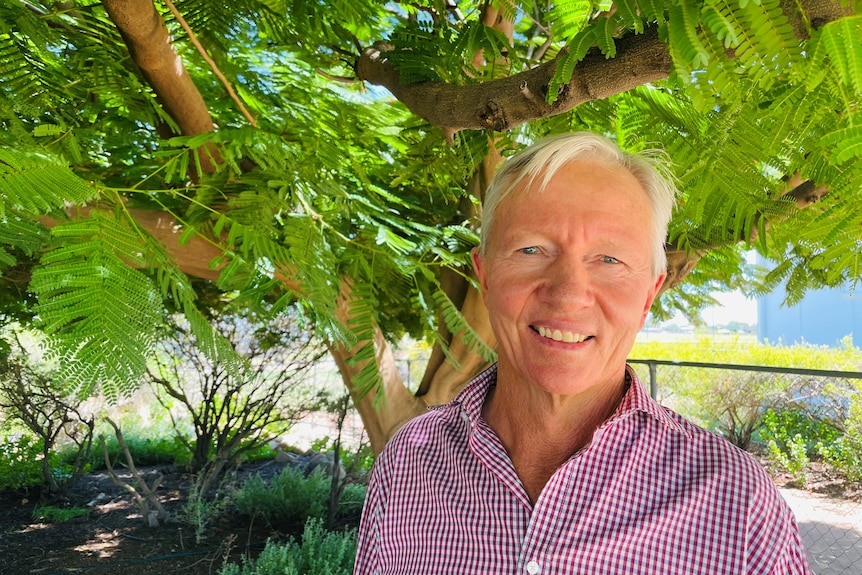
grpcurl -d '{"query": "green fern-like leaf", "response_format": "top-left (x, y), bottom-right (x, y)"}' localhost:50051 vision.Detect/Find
top-left (667, 0), bottom-right (709, 69)
top-left (821, 125), bottom-right (862, 164)
top-left (29, 211), bottom-right (163, 400)
top-left (547, 29), bottom-right (596, 103)
top-left (593, 15), bottom-right (620, 59)
top-left (811, 16), bottom-right (862, 95)
top-left (0, 214), bottom-right (49, 259)
top-left (614, 0), bottom-right (646, 33)
top-left (0, 148), bottom-right (98, 218)
top-left (700, 4), bottom-right (739, 48)
top-left (639, 0), bottom-right (670, 24)
top-left (432, 288), bottom-right (496, 364)
top-left (548, 0), bottom-right (593, 41)
top-left (342, 281), bottom-right (384, 402)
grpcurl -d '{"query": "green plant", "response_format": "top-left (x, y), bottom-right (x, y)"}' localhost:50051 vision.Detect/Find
top-left (32, 504), bottom-right (90, 522)
top-left (630, 338), bottom-right (862, 451)
top-left (0, 432), bottom-right (45, 492)
top-left (0, 337), bottom-right (95, 493)
top-left (92, 433), bottom-right (189, 470)
top-left (233, 464), bottom-right (367, 529)
top-left (817, 386), bottom-right (862, 482)
top-left (147, 310), bottom-right (325, 496)
top-left (180, 476), bottom-right (232, 544)
top-left (818, 435), bottom-right (862, 483)
top-left (218, 518), bottom-right (356, 575)
top-left (761, 410), bottom-right (812, 482)
top-left (233, 466), bottom-right (329, 527)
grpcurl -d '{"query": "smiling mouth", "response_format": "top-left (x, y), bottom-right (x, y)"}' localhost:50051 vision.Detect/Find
top-left (533, 326), bottom-right (592, 343)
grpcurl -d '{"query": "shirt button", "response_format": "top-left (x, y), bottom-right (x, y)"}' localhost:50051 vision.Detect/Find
top-left (526, 560), bottom-right (541, 574)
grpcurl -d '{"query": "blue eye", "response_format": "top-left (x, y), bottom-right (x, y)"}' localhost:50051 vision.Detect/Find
top-left (602, 256), bottom-right (620, 264)
top-left (520, 246), bottom-right (540, 255)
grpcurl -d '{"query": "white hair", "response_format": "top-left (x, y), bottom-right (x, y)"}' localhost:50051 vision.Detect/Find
top-left (479, 132), bottom-right (678, 278)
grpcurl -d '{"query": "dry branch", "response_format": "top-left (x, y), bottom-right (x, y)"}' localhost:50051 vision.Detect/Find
top-left (100, 417), bottom-right (169, 527)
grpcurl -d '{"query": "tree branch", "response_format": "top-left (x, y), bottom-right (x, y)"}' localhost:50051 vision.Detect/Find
top-left (357, 30), bottom-right (670, 141)
top-left (102, 0), bottom-right (221, 173)
top-left (162, 0), bottom-right (257, 127)
top-left (356, 0), bottom-right (852, 139)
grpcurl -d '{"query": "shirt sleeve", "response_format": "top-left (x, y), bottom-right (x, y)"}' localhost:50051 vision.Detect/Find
top-left (746, 479), bottom-right (813, 575)
top-left (770, 516), bottom-right (813, 575)
top-left (353, 452), bottom-right (390, 575)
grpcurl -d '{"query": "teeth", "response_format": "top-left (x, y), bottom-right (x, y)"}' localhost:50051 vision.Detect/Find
top-left (536, 326), bottom-right (587, 343)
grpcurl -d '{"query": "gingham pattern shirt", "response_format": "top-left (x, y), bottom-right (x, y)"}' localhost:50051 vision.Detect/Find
top-left (354, 364), bottom-right (811, 575)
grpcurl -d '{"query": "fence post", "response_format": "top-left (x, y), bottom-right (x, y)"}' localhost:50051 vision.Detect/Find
top-left (648, 360), bottom-right (657, 399)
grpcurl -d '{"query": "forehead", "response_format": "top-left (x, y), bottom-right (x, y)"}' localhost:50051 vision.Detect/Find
top-left (488, 160), bottom-right (653, 243)
top-left (500, 160), bottom-right (647, 214)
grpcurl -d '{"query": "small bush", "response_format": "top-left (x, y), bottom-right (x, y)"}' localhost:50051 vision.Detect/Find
top-left (818, 435), bottom-right (862, 482)
top-left (219, 518), bottom-right (356, 575)
top-left (818, 389), bottom-right (862, 482)
top-left (180, 477), bottom-right (232, 543)
top-left (233, 466), bottom-right (329, 526)
top-left (91, 433), bottom-right (189, 470)
top-left (233, 465), bottom-right (366, 528)
top-left (0, 432), bottom-right (45, 492)
top-left (338, 482), bottom-right (368, 519)
top-left (760, 409), bottom-right (842, 456)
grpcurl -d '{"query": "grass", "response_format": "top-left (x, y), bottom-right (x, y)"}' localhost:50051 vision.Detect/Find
top-left (33, 504), bottom-right (91, 523)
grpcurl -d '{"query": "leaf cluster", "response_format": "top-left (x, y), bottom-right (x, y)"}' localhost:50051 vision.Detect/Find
top-left (0, 0), bottom-right (860, 404)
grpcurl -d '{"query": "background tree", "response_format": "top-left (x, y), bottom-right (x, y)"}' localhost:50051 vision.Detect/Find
top-left (146, 308), bottom-right (326, 494)
top-left (0, 332), bottom-right (94, 492)
top-left (0, 0), bottom-right (859, 453)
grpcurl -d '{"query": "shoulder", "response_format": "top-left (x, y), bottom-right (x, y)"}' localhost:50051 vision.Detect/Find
top-left (379, 402), bottom-right (469, 464)
top-left (378, 364), bottom-right (496, 466)
top-left (659, 405), bottom-right (780, 492)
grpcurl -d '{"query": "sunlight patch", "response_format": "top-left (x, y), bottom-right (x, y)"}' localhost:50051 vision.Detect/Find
top-left (73, 530), bottom-right (121, 558)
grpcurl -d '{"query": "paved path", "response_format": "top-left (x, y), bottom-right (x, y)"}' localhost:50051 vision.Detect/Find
top-left (779, 488), bottom-right (862, 575)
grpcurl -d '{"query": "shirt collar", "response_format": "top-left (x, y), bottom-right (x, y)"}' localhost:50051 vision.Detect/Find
top-left (450, 363), bottom-right (690, 437)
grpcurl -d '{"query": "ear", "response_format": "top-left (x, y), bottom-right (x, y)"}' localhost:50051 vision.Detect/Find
top-left (640, 272), bottom-right (666, 327)
top-left (471, 247), bottom-right (489, 298)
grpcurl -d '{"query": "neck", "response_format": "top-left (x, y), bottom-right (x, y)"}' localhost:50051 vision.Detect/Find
top-left (483, 371), bottom-right (628, 504)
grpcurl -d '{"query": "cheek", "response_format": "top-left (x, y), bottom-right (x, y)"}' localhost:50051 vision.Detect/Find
top-left (599, 286), bottom-right (652, 321)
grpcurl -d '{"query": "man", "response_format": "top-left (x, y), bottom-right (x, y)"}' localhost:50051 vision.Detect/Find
top-left (354, 132), bottom-right (811, 574)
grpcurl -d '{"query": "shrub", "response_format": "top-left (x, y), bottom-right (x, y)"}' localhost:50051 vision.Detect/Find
top-left (180, 476), bottom-right (232, 543)
top-left (146, 310), bottom-right (325, 496)
top-left (92, 433), bottom-right (189, 469)
top-left (630, 337), bottom-right (862, 450)
top-left (0, 432), bottom-right (44, 492)
top-left (818, 386), bottom-right (862, 483)
top-left (234, 465), bottom-right (329, 526)
top-left (233, 465), bottom-right (365, 529)
top-left (761, 410), bottom-right (811, 481)
top-left (219, 518), bottom-right (356, 575)
top-left (630, 338), bottom-right (862, 482)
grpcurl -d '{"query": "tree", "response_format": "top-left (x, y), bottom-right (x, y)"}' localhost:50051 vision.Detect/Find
top-left (0, 331), bottom-right (94, 492)
top-left (0, 0), bottom-right (859, 453)
top-left (146, 309), bottom-right (326, 494)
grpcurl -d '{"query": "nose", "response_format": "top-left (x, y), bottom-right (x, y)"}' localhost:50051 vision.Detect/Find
top-left (541, 254), bottom-right (595, 306)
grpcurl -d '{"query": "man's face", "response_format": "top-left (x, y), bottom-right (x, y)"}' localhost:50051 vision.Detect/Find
top-left (472, 159), bottom-right (665, 399)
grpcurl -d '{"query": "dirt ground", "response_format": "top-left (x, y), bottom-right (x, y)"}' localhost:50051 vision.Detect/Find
top-left (0, 460), bottom-right (337, 575)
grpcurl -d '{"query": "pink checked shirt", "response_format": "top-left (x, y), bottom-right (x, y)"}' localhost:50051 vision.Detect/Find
top-left (354, 364), bottom-right (811, 575)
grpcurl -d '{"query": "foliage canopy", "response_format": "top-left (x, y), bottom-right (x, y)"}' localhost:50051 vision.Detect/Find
top-left (0, 0), bottom-right (860, 405)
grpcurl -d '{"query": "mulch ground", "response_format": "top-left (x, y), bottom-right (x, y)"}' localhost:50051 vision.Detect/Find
top-left (0, 461), bottom-right (315, 575)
